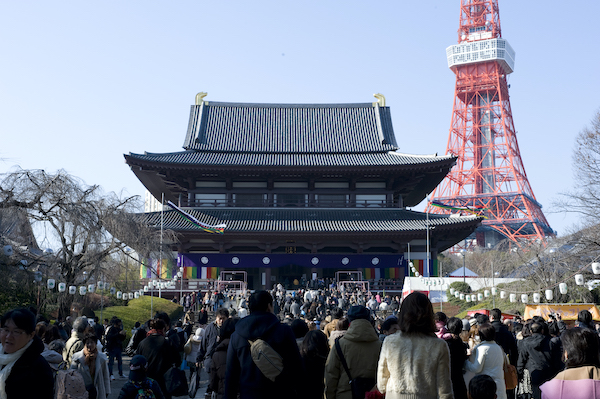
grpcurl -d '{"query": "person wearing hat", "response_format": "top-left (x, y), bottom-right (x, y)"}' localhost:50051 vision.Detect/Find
top-left (118, 355), bottom-right (165, 399)
top-left (325, 305), bottom-right (381, 399)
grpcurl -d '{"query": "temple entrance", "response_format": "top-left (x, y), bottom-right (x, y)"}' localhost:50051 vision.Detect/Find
top-left (276, 264), bottom-right (306, 289)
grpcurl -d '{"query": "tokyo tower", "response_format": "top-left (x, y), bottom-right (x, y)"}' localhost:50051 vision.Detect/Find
top-left (428, 0), bottom-right (553, 247)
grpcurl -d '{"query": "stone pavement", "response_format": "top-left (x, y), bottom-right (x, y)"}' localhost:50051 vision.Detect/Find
top-left (107, 355), bottom-right (209, 399)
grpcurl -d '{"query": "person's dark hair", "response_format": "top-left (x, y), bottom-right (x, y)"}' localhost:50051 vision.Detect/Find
top-left (216, 308), bottom-right (230, 319)
top-left (291, 319), bottom-right (309, 339)
top-left (83, 333), bottom-right (98, 346)
top-left (477, 323), bottom-right (496, 342)
top-left (333, 308), bottom-right (343, 319)
top-left (1, 308), bottom-right (36, 334)
top-left (475, 314), bottom-right (489, 325)
top-left (578, 310), bottom-right (593, 325)
top-left (469, 374), bottom-right (497, 399)
top-left (248, 290), bottom-right (273, 313)
top-left (434, 312), bottom-right (447, 323)
top-left (219, 317), bottom-right (238, 341)
top-left (149, 318), bottom-right (167, 331)
top-left (134, 322), bottom-right (140, 328)
top-left (155, 312), bottom-right (171, 327)
top-left (522, 321), bottom-right (532, 338)
top-left (44, 324), bottom-right (61, 344)
top-left (548, 320), bottom-right (560, 337)
top-left (447, 317), bottom-right (463, 336)
top-left (561, 328), bottom-right (600, 368)
top-left (490, 308), bottom-right (502, 321)
top-left (35, 322), bottom-right (47, 339)
top-left (336, 317), bottom-right (349, 331)
top-left (531, 322), bottom-right (545, 334)
top-left (111, 318), bottom-right (122, 326)
top-left (397, 292), bottom-right (436, 334)
top-left (380, 317), bottom-right (399, 334)
top-left (300, 330), bottom-right (329, 359)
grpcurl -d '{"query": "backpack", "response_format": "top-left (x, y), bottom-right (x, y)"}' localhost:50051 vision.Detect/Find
top-left (248, 338), bottom-right (283, 382)
top-left (55, 369), bottom-right (89, 399)
top-left (132, 378), bottom-right (157, 399)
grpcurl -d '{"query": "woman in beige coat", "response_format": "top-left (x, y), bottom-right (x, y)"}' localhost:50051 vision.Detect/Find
top-left (377, 292), bottom-right (453, 399)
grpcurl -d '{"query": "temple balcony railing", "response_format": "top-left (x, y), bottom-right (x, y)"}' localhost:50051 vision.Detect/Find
top-left (177, 199), bottom-right (401, 208)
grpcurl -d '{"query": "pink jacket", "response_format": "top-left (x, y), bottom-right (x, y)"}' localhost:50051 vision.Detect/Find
top-left (540, 366), bottom-right (600, 399)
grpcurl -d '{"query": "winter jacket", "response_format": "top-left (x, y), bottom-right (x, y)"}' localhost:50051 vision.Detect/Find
top-left (540, 365), bottom-right (600, 399)
top-left (136, 333), bottom-right (181, 398)
top-left (446, 336), bottom-right (468, 399)
top-left (105, 325), bottom-right (126, 352)
top-left (464, 340), bottom-right (507, 399)
top-left (198, 321), bottom-right (220, 364)
top-left (326, 319), bottom-right (381, 399)
top-left (209, 338), bottom-right (230, 399)
top-left (41, 343), bottom-right (65, 371)
top-left (71, 349), bottom-right (111, 399)
top-left (63, 330), bottom-right (85, 364)
top-left (118, 377), bottom-right (165, 399)
top-left (377, 330), bottom-right (452, 399)
top-left (491, 320), bottom-right (519, 366)
top-left (517, 333), bottom-right (562, 387)
top-left (3, 335), bottom-right (54, 399)
top-left (185, 333), bottom-right (203, 364)
top-left (224, 310), bottom-right (304, 399)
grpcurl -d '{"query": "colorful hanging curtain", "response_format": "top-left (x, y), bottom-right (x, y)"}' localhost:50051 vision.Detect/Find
top-left (139, 258), bottom-right (176, 279)
top-left (167, 201), bottom-right (226, 234)
top-left (429, 200), bottom-right (487, 218)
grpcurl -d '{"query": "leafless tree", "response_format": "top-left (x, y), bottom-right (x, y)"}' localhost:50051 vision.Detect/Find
top-left (0, 168), bottom-right (173, 317)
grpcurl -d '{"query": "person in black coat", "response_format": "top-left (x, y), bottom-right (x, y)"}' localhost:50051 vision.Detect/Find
top-left (446, 317), bottom-right (468, 399)
top-left (209, 318), bottom-right (239, 399)
top-left (0, 308), bottom-right (54, 399)
top-left (517, 321), bottom-right (562, 399)
top-left (224, 290), bottom-right (304, 399)
top-left (299, 329), bottom-right (329, 399)
top-left (136, 318), bottom-right (181, 399)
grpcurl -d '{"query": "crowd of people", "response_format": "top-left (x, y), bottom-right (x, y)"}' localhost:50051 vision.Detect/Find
top-left (3, 284), bottom-right (600, 399)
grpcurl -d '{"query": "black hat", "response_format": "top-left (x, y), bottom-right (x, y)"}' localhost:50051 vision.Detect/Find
top-left (129, 355), bottom-right (147, 381)
top-left (347, 305), bottom-right (370, 322)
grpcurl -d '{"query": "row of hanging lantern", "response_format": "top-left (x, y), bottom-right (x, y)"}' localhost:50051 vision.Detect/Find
top-left (447, 261), bottom-right (600, 304)
top-left (46, 279), bottom-right (143, 300)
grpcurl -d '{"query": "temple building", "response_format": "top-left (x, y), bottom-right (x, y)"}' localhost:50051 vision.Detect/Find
top-left (125, 93), bottom-right (481, 290)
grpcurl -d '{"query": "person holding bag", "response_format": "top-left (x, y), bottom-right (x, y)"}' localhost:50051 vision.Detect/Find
top-left (464, 323), bottom-right (506, 399)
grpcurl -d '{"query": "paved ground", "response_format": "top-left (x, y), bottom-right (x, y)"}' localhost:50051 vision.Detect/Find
top-left (107, 355), bottom-right (209, 399)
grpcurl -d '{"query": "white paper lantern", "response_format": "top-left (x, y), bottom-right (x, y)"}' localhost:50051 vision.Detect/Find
top-left (88, 284), bottom-right (95, 293)
top-left (500, 291), bottom-right (506, 299)
top-left (79, 286), bottom-right (87, 295)
top-left (593, 262), bottom-right (600, 275)
top-left (159, 282), bottom-right (165, 289)
top-left (559, 283), bottom-right (568, 294)
top-left (415, 272), bottom-right (420, 277)
top-left (97, 281), bottom-right (103, 290)
top-left (459, 293), bottom-right (465, 300)
top-left (152, 280), bottom-right (158, 287)
top-left (521, 294), bottom-right (528, 303)
top-left (126, 293), bottom-right (132, 299)
top-left (117, 291), bottom-right (122, 299)
top-left (110, 287), bottom-right (116, 295)
top-left (455, 291), bottom-right (460, 297)
top-left (491, 287), bottom-right (498, 296)
top-left (69, 286), bottom-right (76, 295)
top-left (545, 289), bottom-right (553, 301)
top-left (466, 295), bottom-right (471, 302)
top-left (484, 290), bottom-right (490, 297)
top-left (143, 286), bottom-right (149, 292)
top-left (58, 282), bottom-right (66, 292)
top-left (134, 292), bottom-right (140, 299)
top-left (533, 293), bottom-right (541, 303)
top-left (450, 288), bottom-right (455, 295)
top-left (509, 293), bottom-right (516, 303)
top-left (575, 274), bottom-right (584, 286)
top-left (477, 293), bottom-right (483, 301)
top-left (471, 294), bottom-right (477, 302)
top-left (47, 279), bottom-right (56, 290)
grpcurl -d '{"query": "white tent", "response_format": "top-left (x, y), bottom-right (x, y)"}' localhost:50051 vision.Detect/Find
top-left (449, 266), bottom-right (478, 278)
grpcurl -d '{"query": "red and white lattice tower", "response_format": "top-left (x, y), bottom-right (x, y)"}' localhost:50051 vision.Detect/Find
top-left (428, 0), bottom-right (553, 248)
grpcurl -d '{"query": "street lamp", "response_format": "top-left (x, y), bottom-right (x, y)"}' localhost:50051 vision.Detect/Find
top-left (460, 249), bottom-right (467, 285)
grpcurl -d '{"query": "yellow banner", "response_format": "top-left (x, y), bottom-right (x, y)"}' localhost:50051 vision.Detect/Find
top-left (524, 304), bottom-right (600, 321)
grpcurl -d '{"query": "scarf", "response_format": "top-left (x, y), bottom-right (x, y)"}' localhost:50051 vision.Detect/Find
top-left (146, 329), bottom-right (165, 337)
top-left (0, 339), bottom-right (33, 399)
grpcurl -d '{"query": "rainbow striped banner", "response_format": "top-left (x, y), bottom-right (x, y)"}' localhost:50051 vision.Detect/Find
top-left (139, 258), bottom-right (176, 279)
top-left (167, 201), bottom-right (226, 234)
top-left (181, 266), bottom-right (219, 279)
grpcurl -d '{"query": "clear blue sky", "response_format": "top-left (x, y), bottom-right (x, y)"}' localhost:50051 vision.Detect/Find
top-left (1, 1), bottom-right (598, 237)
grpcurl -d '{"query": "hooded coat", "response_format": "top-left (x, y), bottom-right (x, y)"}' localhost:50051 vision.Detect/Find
top-left (224, 311), bottom-right (304, 399)
top-left (325, 318), bottom-right (381, 399)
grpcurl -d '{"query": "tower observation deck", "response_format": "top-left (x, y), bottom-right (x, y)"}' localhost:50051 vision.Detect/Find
top-left (428, 0), bottom-right (553, 248)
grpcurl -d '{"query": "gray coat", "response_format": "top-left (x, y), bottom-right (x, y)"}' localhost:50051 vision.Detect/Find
top-left (71, 350), bottom-right (111, 399)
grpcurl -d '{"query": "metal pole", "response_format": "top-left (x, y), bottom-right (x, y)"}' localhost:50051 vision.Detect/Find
top-left (492, 260), bottom-right (495, 308)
